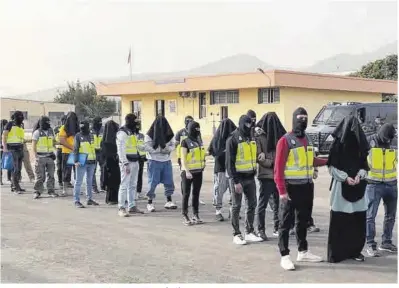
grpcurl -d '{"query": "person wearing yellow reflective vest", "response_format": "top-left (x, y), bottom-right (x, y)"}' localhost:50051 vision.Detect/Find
top-left (116, 113), bottom-right (144, 217)
top-left (32, 116), bottom-right (58, 199)
top-left (175, 115), bottom-right (193, 167)
top-left (274, 108), bottom-right (327, 270)
top-left (180, 121), bottom-right (206, 225)
top-left (2, 111), bottom-right (26, 193)
top-left (54, 115), bottom-right (66, 187)
top-left (72, 119), bottom-right (99, 208)
top-left (226, 115), bottom-right (263, 245)
top-left (135, 121), bottom-right (147, 200)
top-left (91, 117), bottom-right (104, 194)
top-left (366, 123), bottom-right (398, 256)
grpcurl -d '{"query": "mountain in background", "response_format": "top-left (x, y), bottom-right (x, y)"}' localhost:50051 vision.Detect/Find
top-left (4, 42), bottom-right (397, 102)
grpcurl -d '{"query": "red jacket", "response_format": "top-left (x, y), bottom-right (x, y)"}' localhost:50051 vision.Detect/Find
top-left (274, 132), bottom-right (327, 196)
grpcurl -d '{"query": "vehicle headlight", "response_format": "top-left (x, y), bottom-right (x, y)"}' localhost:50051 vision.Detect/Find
top-left (326, 134), bottom-right (334, 142)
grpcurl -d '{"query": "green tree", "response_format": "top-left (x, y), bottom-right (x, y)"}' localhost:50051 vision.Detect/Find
top-left (54, 81), bottom-right (116, 119)
top-left (350, 54), bottom-right (397, 102)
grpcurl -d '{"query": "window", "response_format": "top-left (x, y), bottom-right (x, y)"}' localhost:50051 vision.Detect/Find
top-left (199, 92), bottom-right (207, 119)
top-left (168, 100), bottom-right (177, 113)
top-left (131, 101), bottom-right (142, 119)
top-left (258, 88), bottom-right (280, 104)
top-left (210, 90), bottom-right (239, 105)
top-left (155, 100), bottom-right (165, 117)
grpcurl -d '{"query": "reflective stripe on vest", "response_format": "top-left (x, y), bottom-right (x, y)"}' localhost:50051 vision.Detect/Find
top-left (185, 138), bottom-right (205, 172)
top-left (367, 147), bottom-right (397, 182)
top-left (93, 134), bottom-right (103, 150)
top-left (6, 125), bottom-right (24, 145)
top-left (235, 140), bottom-right (257, 173)
top-left (137, 133), bottom-right (146, 157)
top-left (79, 139), bottom-right (96, 161)
top-left (126, 134), bottom-right (138, 155)
top-left (176, 131), bottom-right (188, 159)
top-left (284, 133), bottom-right (314, 183)
top-left (37, 130), bottom-right (54, 154)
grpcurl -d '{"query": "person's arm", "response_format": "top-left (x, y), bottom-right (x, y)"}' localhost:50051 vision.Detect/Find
top-left (314, 157), bottom-right (328, 167)
top-left (207, 137), bottom-right (214, 156)
top-left (274, 137), bottom-right (289, 196)
top-left (31, 130), bottom-right (40, 157)
top-left (59, 128), bottom-right (73, 150)
top-left (225, 136), bottom-right (239, 184)
top-left (263, 151), bottom-right (275, 168)
top-left (144, 135), bottom-right (156, 153)
top-left (116, 131), bottom-right (129, 165)
top-left (174, 130), bottom-right (181, 148)
top-left (256, 136), bottom-right (269, 168)
top-left (73, 134), bottom-right (81, 163)
top-left (163, 138), bottom-right (176, 153)
top-left (1, 122), bottom-right (12, 152)
top-left (328, 166), bottom-right (348, 182)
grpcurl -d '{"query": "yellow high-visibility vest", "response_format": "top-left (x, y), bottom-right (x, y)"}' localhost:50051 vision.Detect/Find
top-left (119, 127), bottom-right (139, 161)
top-left (137, 133), bottom-right (146, 157)
top-left (6, 125), bottom-right (24, 145)
top-left (78, 136), bottom-right (96, 161)
top-left (93, 134), bottom-right (103, 150)
top-left (36, 130), bottom-right (54, 154)
top-left (367, 147), bottom-right (397, 182)
top-left (185, 138), bottom-right (206, 172)
top-left (235, 139), bottom-right (257, 173)
top-left (284, 133), bottom-right (314, 183)
top-left (176, 129), bottom-right (188, 159)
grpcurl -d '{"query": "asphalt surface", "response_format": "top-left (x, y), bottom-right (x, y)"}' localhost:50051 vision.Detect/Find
top-left (1, 166), bottom-right (397, 283)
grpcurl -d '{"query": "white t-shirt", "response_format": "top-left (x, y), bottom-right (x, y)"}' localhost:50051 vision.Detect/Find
top-left (32, 129), bottom-right (52, 158)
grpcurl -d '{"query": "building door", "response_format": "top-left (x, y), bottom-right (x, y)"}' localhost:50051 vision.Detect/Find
top-left (220, 106), bottom-right (228, 120)
top-left (155, 100), bottom-right (165, 117)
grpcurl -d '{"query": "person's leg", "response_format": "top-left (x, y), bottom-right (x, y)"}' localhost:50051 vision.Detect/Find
top-left (278, 192), bottom-right (294, 257)
top-left (73, 165), bottom-right (85, 206)
top-left (191, 172), bottom-right (203, 221)
top-left (23, 149), bottom-right (35, 181)
top-left (33, 157), bottom-right (45, 197)
top-left (46, 157), bottom-right (56, 196)
top-left (146, 160), bottom-right (161, 201)
top-left (269, 182), bottom-right (280, 234)
top-left (85, 163), bottom-right (96, 203)
top-left (137, 159), bottom-right (144, 195)
top-left (162, 160), bottom-right (176, 207)
top-left (92, 155), bottom-right (99, 193)
top-left (366, 184), bottom-right (381, 250)
top-left (118, 162), bottom-right (129, 216)
top-left (11, 150), bottom-right (23, 191)
top-left (56, 149), bottom-right (63, 185)
top-left (61, 153), bottom-right (70, 194)
top-left (0, 150), bottom-right (3, 184)
top-left (212, 173), bottom-right (220, 207)
top-left (230, 179), bottom-right (243, 238)
top-left (99, 156), bottom-right (105, 191)
top-left (256, 179), bottom-right (269, 235)
top-left (380, 184), bottom-right (397, 252)
top-left (181, 171), bottom-right (192, 225)
top-left (307, 183), bottom-right (319, 232)
top-left (243, 178), bottom-right (261, 241)
top-left (127, 161), bottom-right (140, 212)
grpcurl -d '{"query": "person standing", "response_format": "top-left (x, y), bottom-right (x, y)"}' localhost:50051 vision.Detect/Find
top-left (59, 112), bottom-right (78, 196)
top-left (327, 116), bottom-right (370, 263)
top-left (365, 123), bottom-right (397, 256)
top-left (274, 107), bottom-right (327, 270)
top-left (211, 118), bottom-right (237, 221)
top-left (255, 112), bottom-right (286, 240)
top-left (247, 109), bottom-right (257, 138)
top-left (116, 114), bottom-right (144, 217)
top-left (102, 120), bottom-right (120, 205)
top-left (91, 117), bottom-right (104, 194)
top-left (0, 119), bottom-right (11, 185)
top-left (180, 121), bottom-right (206, 225)
top-left (72, 119), bottom-right (99, 208)
top-left (175, 115), bottom-right (194, 167)
top-left (32, 116), bottom-right (58, 199)
top-left (144, 115), bottom-right (177, 212)
top-left (136, 120), bottom-right (147, 200)
top-left (54, 115), bottom-right (66, 188)
top-left (226, 115), bottom-right (263, 245)
top-left (22, 141), bottom-right (35, 182)
top-left (2, 111), bottom-right (25, 193)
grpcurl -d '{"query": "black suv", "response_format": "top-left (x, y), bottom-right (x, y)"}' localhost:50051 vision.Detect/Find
top-left (306, 102), bottom-right (397, 155)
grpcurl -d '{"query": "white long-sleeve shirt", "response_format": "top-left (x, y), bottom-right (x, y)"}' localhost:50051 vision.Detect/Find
top-left (117, 130), bottom-right (145, 165)
top-left (144, 134), bottom-right (175, 162)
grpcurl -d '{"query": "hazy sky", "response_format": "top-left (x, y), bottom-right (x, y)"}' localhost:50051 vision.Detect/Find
top-left (0, 0), bottom-right (397, 96)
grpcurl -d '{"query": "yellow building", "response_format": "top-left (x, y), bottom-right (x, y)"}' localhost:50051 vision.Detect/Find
top-left (96, 70), bottom-right (397, 138)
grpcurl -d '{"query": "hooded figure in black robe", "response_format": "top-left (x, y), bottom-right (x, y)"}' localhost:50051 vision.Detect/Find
top-left (327, 115), bottom-right (370, 263)
top-left (101, 120), bottom-right (120, 204)
top-left (147, 116), bottom-right (174, 150)
top-left (64, 112), bottom-right (79, 137)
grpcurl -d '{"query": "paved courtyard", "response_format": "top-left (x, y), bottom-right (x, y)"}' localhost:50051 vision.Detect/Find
top-left (1, 166), bottom-right (397, 283)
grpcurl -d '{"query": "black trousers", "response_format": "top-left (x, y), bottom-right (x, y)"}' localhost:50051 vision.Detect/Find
top-left (257, 178), bottom-right (279, 232)
top-left (10, 149), bottom-right (24, 190)
top-left (61, 153), bottom-right (72, 183)
top-left (181, 171), bottom-right (202, 215)
top-left (278, 182), bottom-right (314, 256)
top-left (0, 150), bottom-right (12, 182)
top-left (56, 148), bottom-right (63, 184)
top-left (137, 159), bottom-right (145, 193)
top-left (268, 182), bottom-right (280, 231)
top-left (230, 177), bottom-right (257, 236)
top-left (92, 151), bottom-right (105, 190)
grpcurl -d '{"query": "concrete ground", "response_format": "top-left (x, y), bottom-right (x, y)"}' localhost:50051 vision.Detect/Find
top-left (1, 166), bottom-right (397, 283)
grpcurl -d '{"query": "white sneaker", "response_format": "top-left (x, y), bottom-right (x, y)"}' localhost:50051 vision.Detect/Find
top-left (281, 255), bottom-right (295, 271)
top-left (147, 203), bottom-right (155, 212)
top-left (199, 199), bottom-right (206, 205)
top-left (296, 251), bottom-right (323, 262)
top-left (233, 235), bottom-right (247, 245)
top-left (164, 201), bottom-right (177, 209)
top-left (244, 232), bottom-right (264, 242)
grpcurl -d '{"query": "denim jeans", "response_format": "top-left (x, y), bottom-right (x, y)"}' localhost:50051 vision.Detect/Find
top-left (366, 183), bottom-right (397, 247)
top-left (212, 172), bottom-right (230, 210)
top-left (73, 163), bottom-right (96, 203)
top-left (118, 161), bottom-right (139, 209)
top-left (146, 160), bottom-right (174, 200)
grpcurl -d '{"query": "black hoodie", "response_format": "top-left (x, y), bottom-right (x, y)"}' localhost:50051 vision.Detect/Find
top-left (226, 115), bottom-right (256, 184)
top-left (211, 118), bottom-right (237, 173)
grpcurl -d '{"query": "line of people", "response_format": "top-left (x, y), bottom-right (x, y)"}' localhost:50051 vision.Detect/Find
top-left (1, 107), bottom-right (396, 271)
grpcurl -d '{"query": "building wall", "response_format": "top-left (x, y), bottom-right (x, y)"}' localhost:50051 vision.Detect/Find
top-left (280, 88), bottom-right (382, 128)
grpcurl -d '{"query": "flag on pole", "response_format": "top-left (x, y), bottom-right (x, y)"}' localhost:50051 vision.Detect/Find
top-left (127, 48), bottom-right (131, 64)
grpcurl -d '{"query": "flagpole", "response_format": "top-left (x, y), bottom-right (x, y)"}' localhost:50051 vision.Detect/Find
top-left (130, 47), bottom-right (133, 81)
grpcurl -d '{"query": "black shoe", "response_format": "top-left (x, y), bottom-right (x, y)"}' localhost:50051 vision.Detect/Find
top-left (183, 214), bottom-right (193, 226)
top-left (258, 230), bottom-right (269, 241)
top-left (353, 253), bottom-right (365, 262)
top-left (215, 213), bottom-right (224, 222)
top-left (58, 182), bottom-right (63, 187)
top-left (308, 225), bottom-right (320, 233)
top-left (379, 243), bottom-right (398, 253)
top-left (66, 182), bottom-right (74, 188)
top-left (48, 192), bottom-right (59, 198)
top-left (93, 188), bottom-right (100, 194)
top-left (192, 214), bottom-right (204, 224)
top-left (128, 206), bottom-right (144, 214)
top-left (87, 199), bottom-right (99, 206)
top-left (75, 201), bottom-right (85, 208)
top-left (17, 188), bottom-right (26, 193)
top-left (33, 192), bottom-right (40, 199)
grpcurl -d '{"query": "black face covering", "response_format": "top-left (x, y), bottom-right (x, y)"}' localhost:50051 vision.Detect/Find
top-left (92, 117), bottom-right (102, 131)
top-left (61, 115), bottom-right (66, 125)
top-left (13, 111), bottom-right (24, 126)
top-left (80, 120), bottom-right (90, 135)
top-left (238, 115), bottom-right (252, 138)
top-left (247, 110), bottom-right (256, 127)
top-left (292, 107), bottom-right (308, 138)
top-left (40, 116), bottom-right (51, 131)
top-left (377, 123), bottom-right (396, 144)
top-left (184, 116), bottom-right (194, 129)
top-left (187, 121), bottom-right (200, 140)
top-left (125, 113), bottom-right (137, 132)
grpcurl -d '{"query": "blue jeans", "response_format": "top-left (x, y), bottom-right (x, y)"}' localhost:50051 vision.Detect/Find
top-left (73, 163), bottom-right (96, 203)
top-left (146, 160), bottom-right (174, 200)
top-left (366, 183), bottom-right (397, 247)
